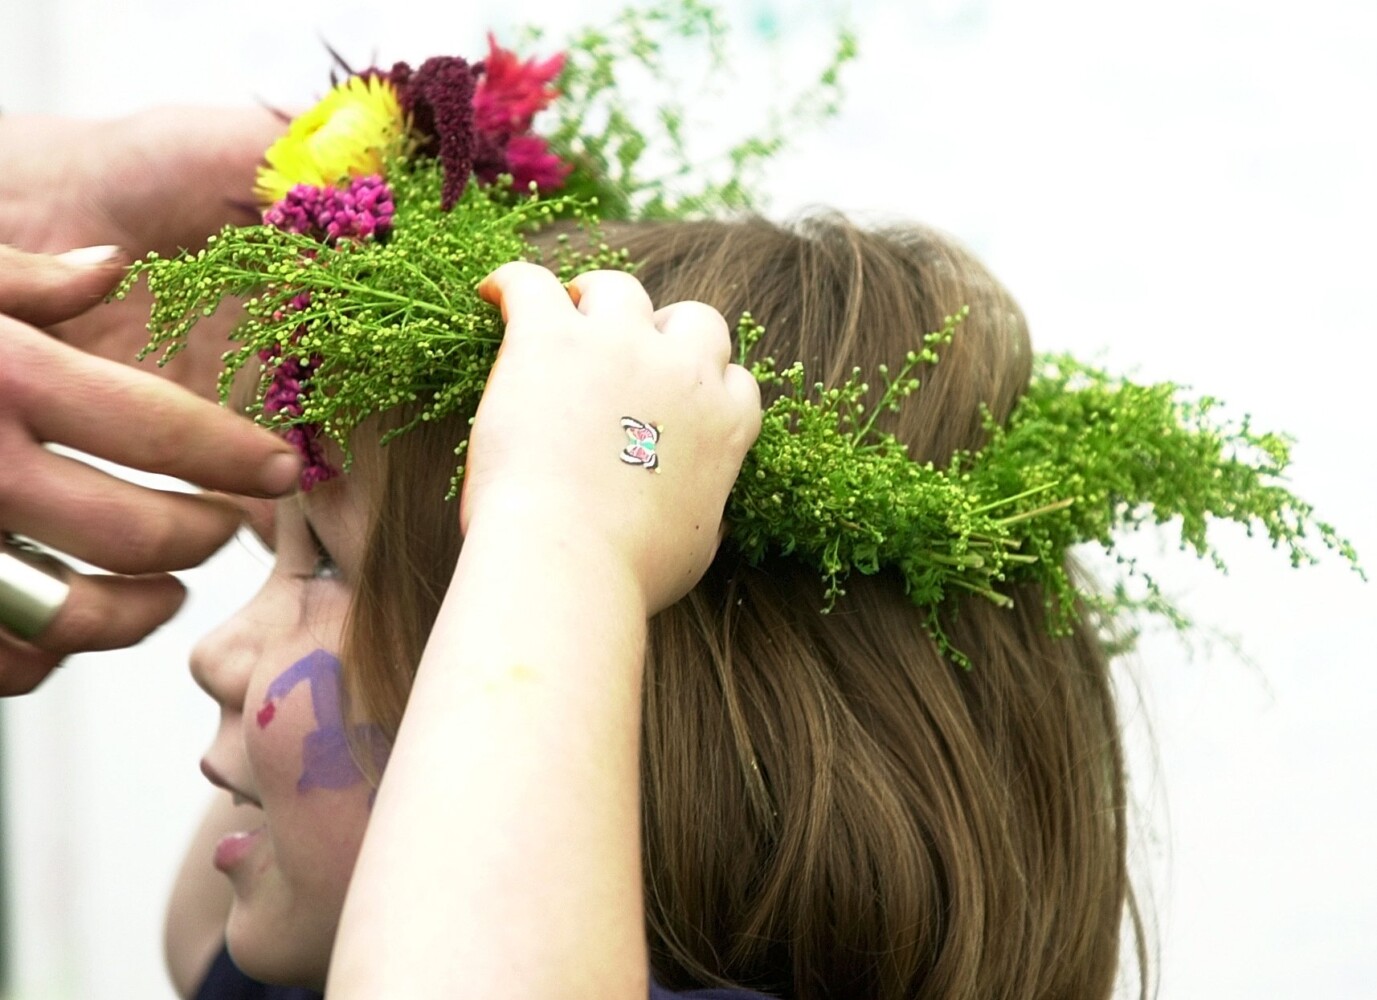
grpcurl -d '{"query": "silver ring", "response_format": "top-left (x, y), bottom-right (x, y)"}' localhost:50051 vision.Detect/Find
top-left (0, 535), bottom-right (72, 642)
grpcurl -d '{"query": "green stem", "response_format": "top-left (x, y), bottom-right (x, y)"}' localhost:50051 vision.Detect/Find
top-left (299, 277), bottom-right (456, 317)
top-left (945, 577), bottom-right (1015, 607)
top-left (994, 497), bottom-right (1076, 527)
top-left (923, 552), bottom-right (987, 569)
top-left (850, 357), bottom-right (920, 446)
top-left (967, 482), bottom-right (1062, 516)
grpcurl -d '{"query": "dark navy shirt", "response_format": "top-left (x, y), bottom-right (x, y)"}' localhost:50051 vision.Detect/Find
top-left (194, 946), bottom-right (321, 1000)
top-left (196, 944), bottom-right (777, 999)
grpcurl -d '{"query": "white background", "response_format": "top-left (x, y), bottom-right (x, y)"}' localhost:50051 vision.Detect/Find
top-left (1, 0), bottom-right (1374, 997)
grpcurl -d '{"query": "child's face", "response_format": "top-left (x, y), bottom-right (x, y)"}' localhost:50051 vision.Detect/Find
top-left (191, 475), bottom-right (378, 988)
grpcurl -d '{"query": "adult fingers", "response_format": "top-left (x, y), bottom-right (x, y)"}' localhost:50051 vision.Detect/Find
top-left (0, 634), bottom-right (60, 696)
top-left (0, 570), bottom-right (187, 694)
top-left (567, 270), bottom-right (655, 325)
top-left (1, 316), bottom-right (301, 498)
top-left (654, 300), bottom-right (732, 370)
top-left (1, 447), bottom-right (245, 573)
top-left (31, 568), bottom-right (187, 655)
top-left (0, 243), bottom-right (128, 328)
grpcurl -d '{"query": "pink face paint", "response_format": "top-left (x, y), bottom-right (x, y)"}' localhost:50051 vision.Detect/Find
top-left (258, 649), bottom-right (389, 795)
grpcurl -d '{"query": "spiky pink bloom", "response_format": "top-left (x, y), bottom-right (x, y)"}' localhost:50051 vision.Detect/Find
top-left (501, 133), bottom-right (573, 192)
top-left (473, 33), bottom-right (564, 135)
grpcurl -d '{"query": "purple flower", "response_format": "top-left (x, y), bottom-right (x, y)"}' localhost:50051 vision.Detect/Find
top-left (262, 348), bottom-right (340, 490)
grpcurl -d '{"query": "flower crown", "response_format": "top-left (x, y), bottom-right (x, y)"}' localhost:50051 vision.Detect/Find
top-left (123, 5), bottom-right (1361, 663)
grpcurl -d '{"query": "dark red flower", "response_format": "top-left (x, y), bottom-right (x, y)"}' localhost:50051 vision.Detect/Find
top-left (387, 56), bottom-right (479, 211)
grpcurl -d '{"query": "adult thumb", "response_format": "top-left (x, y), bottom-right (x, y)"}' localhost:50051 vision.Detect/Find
top-left (0, 243), bottom-right (128, 328)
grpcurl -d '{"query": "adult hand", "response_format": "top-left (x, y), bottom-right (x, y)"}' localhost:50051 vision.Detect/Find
top-left (466, 263), bottom-right (762, 615)
top-left (0, 107), bottom-right (296, 693)
top-left (0, 107), bottom-right (286, 400)
top-left (0, 247), bottom-right (301, 696)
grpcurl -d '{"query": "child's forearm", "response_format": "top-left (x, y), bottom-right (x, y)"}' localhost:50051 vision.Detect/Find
top-left (329, 499), bottom-right (649, 1000)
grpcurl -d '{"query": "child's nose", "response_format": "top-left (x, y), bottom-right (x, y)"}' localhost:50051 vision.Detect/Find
top-left (189, 616), bottom-right (259, 712)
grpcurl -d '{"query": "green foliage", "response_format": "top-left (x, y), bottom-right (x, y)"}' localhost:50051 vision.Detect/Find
top-left (538, 0), bottom-right (857, 219)
top-left (729, 321), bottom-right (1364, 663)
top-left (730, 309), bottom-right (997, 608)
top-left (960, 355), bottom-right (1365, 639)
top-left (121, 159), bottom-right (623, 482)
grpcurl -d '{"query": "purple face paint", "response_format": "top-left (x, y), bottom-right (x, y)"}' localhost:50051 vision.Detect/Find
top-left (258, 649), bottom-right (389, 796)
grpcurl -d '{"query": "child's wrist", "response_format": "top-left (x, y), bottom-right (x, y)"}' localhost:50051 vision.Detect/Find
top-left (460, 489), bottom-right (651, 621)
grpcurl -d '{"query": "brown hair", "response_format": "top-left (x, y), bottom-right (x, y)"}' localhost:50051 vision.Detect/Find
top-left (343, 215), bottom-right (1142, 999)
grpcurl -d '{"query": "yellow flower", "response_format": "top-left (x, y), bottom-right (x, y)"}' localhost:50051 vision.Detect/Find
top-left (256, 75), bottom-right (404, 205)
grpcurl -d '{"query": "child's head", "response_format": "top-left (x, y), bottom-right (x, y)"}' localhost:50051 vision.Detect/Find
top-left (197, 213), bottom-right (1134, 997)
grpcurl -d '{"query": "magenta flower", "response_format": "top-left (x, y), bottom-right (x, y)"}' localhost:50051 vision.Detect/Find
top-left (258, 333), bottom-right (338, 489)
top-left (263, 185), bottom-right (321, 235)
top-left (263, 177), bottom-right (395, 243)
top-left (284, 425), bottom-right (339, 490)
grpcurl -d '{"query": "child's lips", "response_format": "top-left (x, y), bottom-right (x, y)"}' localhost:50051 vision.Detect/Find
top-left (214, 826), bottom-right (266, 872)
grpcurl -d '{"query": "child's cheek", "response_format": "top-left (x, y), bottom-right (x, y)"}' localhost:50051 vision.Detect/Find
top-left (251, 649), bottom-right (389, 801)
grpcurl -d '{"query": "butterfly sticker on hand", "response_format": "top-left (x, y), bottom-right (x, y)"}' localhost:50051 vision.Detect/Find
top-left (620, 417), bottom-right (660, 471)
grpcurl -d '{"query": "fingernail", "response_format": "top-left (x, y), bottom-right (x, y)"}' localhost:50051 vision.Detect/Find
top-left (55, 245), bottom-right (122, 267)
top-left (259, 452), bottom-right (302, 496)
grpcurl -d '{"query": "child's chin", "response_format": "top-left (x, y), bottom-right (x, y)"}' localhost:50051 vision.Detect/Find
top-left (225, 905), bottom-right (330, 992)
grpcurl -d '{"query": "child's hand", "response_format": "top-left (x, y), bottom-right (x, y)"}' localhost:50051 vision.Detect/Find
top-left (466, 262), bottom-right (761, 615)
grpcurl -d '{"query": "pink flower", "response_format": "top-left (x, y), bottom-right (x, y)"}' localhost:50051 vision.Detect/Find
top-left (473, 33), bottom-right (564, 136)
top-left (260, 348), bottom-right (339, 489)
